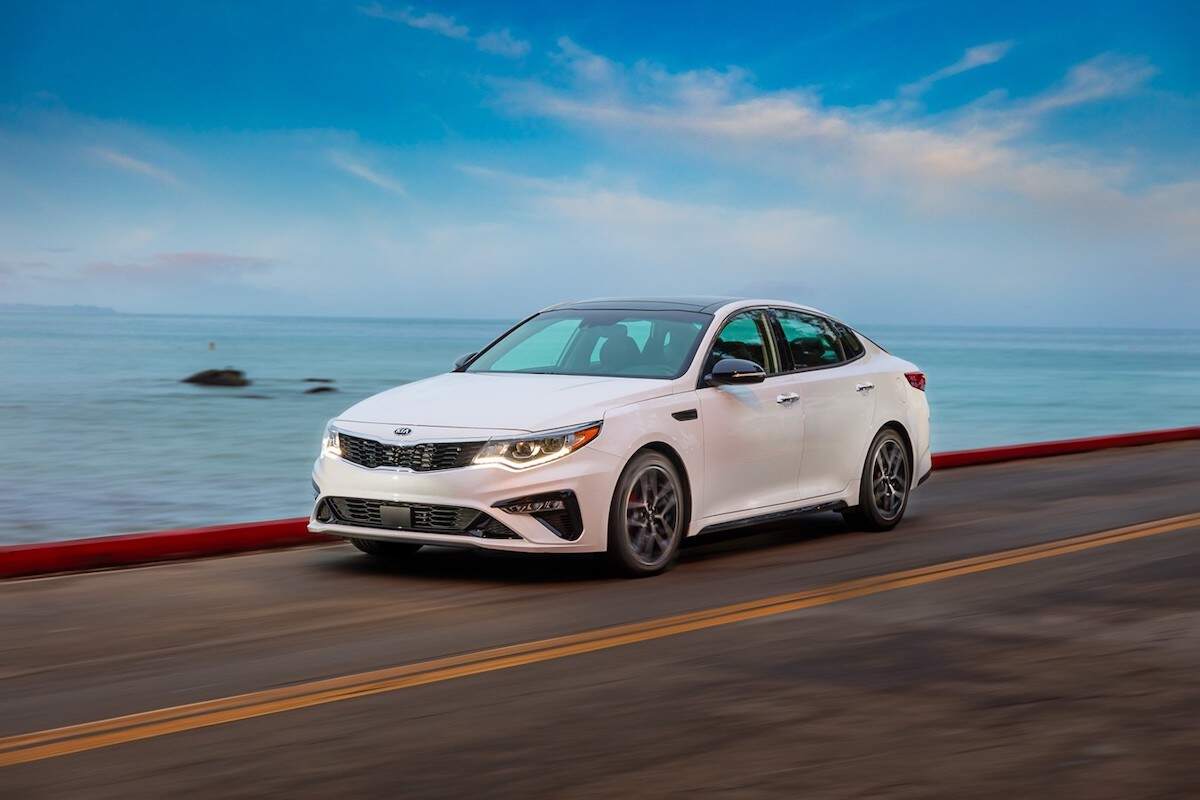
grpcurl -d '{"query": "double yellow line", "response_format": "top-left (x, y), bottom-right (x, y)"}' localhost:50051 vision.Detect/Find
top-left (2, 511), bottom-right (1198, 768)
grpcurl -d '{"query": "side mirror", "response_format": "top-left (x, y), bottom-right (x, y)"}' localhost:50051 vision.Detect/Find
top-left (706, 358), bottom-right (766, 386)
top-left (453, 352), bottom-right (477, 370)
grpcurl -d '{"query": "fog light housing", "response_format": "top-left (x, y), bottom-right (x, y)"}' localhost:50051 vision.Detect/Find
top-left (494, 491), bottom-right (582, 541)
top-left (315, 499), bottom-right (335, 524)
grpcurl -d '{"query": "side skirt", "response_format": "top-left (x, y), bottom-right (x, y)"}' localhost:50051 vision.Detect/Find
top-left (696, 500), bottom-right (849, 537)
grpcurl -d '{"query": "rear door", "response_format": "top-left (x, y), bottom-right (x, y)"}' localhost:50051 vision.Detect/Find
top-left (697, 309), bottom-right (805, 518)
top-left (770, 309), bottom-right (878, 500)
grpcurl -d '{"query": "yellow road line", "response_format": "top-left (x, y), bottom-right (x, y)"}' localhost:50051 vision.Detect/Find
top-left (2, 511), bottom-right (1198, 768)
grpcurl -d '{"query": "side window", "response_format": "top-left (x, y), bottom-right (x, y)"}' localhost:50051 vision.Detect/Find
top-left (774, 310), bottom-right (844, 369)
top-left (834, 322), bottom-right (865, 360)
top-left (706, 311), bottom-right (776, 374)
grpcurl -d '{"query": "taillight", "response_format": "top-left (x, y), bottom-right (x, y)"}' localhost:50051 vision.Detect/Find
top-left (905, 371), bottom-right (926, 391)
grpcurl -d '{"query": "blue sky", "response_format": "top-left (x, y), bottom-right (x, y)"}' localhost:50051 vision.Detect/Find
top-left (2, 0), bottom-right (1197, 325)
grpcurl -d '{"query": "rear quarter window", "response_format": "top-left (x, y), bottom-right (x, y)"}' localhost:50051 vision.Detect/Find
top-left (835, 323), bottom-right (865, 360)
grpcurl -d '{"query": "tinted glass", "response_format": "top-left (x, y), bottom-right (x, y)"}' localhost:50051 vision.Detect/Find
top-left (467, 309), bottom-right (709, 379)
top-left (775, 310), bottom-right (844, 368)
top-left (706, 311), bottom-right (775, 374)
top-left (834, 322), bottom-right (865, 359)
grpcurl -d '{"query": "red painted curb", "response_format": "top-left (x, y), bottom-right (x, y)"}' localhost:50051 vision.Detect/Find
top-left (0, 519), bottom-right (330, 579)
top-left (931, 425), bottom-right (1200, 469)
top-left (2, 425), bottom-right (1198, 579)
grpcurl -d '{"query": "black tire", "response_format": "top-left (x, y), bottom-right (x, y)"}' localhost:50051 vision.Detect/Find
top-left (350, 538), bottom-right (423, 558)
top-left (606, 451), bottom-right (687, 577)
top-left (842, 428), bottom-right (911, 532)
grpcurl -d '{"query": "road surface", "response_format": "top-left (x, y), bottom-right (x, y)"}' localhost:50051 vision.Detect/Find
top-left (2, 440), bottom-right (1199, 798)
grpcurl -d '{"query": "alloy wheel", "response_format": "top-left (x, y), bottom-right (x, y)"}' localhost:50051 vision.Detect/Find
top-left (871, 439), bottom-right (909, 520)
top-left (624, 465), bottom-right (681, 568)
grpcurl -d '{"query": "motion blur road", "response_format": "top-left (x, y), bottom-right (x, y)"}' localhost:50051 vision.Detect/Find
top-left (2, 441), bottom-right (1199, 798)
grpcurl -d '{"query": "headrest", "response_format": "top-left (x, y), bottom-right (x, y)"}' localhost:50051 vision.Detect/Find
top-left (599, 333), bottom-right (641, 368)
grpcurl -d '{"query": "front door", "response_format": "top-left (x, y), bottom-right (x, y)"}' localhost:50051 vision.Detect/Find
top-left (697, 309), bottom-right (805, 518)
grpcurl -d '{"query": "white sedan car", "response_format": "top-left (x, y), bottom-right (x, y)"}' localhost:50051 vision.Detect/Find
top-left (310, 297), bottom-right (931, 576)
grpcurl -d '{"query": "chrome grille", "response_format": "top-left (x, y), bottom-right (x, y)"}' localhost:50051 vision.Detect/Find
top-left (338, 433), bottom-right (484, 471)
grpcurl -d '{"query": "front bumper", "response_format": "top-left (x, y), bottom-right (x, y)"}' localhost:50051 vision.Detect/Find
top-left (308, 446), bottom-right (621, 553)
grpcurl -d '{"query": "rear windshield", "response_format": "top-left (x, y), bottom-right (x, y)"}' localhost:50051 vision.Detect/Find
top-left (466, 309), bottom-right (711, 379)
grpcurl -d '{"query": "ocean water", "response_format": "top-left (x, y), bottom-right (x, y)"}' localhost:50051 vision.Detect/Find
top-left (1, 312), bottom-right (1197, 544)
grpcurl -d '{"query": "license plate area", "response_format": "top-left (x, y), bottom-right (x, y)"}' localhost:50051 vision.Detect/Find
top-left (380, 505), bottom-right (413, 529)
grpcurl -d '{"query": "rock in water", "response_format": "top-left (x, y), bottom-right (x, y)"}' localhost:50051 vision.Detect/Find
top-left (303, 377), bottom-right (335, 383)
top-left (305, 385), bottom-right (337, 394)
top-left (182, 369), bottom-right (250, 387)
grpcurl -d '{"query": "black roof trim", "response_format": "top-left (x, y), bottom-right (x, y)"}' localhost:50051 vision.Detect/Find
top-left (545, 296), bottom-right (742, 313)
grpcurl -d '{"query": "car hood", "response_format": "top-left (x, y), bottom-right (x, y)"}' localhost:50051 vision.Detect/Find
top-left (337, 372), bottom-right (676, 434)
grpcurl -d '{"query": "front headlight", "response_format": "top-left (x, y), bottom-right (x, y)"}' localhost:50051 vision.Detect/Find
top-left (323, 421), bottom-right (342, 457)
top-left (473, 421), bottom-right (602, 470)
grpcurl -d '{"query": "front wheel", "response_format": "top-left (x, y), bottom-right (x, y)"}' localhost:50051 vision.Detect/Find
top-left (351, 538), bottom-right (423, 559)
top-left (842, 428), bottom-right (911, 531)
top-left (606, 451), bottom-right (686, 577)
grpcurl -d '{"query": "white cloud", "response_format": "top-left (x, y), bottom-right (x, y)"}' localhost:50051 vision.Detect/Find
top-left (89, 147), bottom-right (180, 185)
top-left (477, 28), bottom-right (530, 58)
top-left (901, 41), bottom-right (1014, 97)
top-left (404, 162), bottom-right (1198, 325)
top-left (472, 39), bottom-right (1197, 324)
top-left (0, 259), bottom-right (50, 287)
top-left (5, 48), bottom-right (1194, 325)
top-left (458, 165), bottom-right (848, 280)
top-left (86, 251), bottom-right (273, 280)
top-left (359, 3), bottom-right (468, 39)
top-left (329, 151), bottom-right (406, 195)
top-left (552, 36), bottom-right (620, 85)
top-left (497, 39), bottom-right (1167, 219)
top-left (1025, 53), bottom-right (1158, 113)
top-left (359, 3), bottom-right (529, 58)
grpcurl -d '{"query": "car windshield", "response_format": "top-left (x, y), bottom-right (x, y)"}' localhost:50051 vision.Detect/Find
top-left (466, 309), bottom-right (711, 379)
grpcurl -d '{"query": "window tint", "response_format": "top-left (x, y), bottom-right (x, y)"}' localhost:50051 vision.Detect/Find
top-left (706, 311), bottom-right (775, 374)
top-left (774, 310), bottom-right (844, 369)
top-left (624, 320), bottom-right (652, 350)
top-left (487, 318), bottom-right (578, 373)
top-left (467, 309), bottom-right (708, 379)
top-left (834, 322), bottom-right (865, 359)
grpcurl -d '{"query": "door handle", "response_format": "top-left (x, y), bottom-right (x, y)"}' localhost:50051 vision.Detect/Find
top-left (776, 392), bottom-right (800, 405)
top-left (855, 382), bottom-right (875, 393)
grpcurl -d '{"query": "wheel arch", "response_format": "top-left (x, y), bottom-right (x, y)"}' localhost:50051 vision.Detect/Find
top-left (635, 441), bottom-right (694, 531)
top-left (877, 420), bottom-right (915, 485)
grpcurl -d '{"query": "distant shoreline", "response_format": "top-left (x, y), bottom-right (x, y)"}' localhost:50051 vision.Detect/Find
top-left (2, 304), bottom-right (1197, 332)
top-left (0, 303), bottom-right (117, 315)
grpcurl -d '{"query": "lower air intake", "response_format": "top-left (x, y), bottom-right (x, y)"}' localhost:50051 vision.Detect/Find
top-left (320, 496), bottom-right (520, 539)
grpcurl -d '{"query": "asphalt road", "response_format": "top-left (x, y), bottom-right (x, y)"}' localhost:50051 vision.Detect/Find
top-left (2, 440), bottom-right (1199, 798)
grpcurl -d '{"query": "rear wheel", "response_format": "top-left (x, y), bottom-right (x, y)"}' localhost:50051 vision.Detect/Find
top-left (842, 428), bottom-right (911, 531)
top-left (351, 538), bottom-right (423, 558)
top-left (607, 451), bottom-right (686, 577)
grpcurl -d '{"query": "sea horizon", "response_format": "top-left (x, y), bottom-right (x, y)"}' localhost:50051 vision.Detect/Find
top-left (5, 303), bottom-right (1200, 333)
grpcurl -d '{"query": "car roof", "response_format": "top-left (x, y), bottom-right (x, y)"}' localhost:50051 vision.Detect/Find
top-left (543, 296), bottom-right (738, 313)
top-left (542, 296), bottom-right (826, 315)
